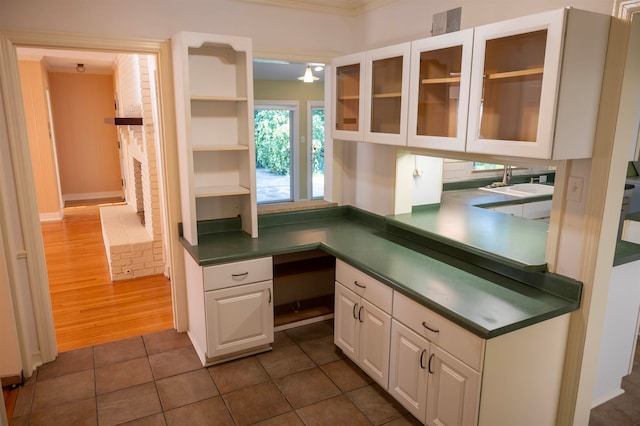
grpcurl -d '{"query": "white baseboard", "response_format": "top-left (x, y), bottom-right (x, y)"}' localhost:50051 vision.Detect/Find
top-left (39, 211), bottom-right (62, 222)
top-left (62, 191), bottom-right (123, 202)
top-left (591, 388), bottom-right (625, 408)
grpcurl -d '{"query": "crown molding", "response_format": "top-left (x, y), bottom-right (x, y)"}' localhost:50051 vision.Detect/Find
top-left (235, 0), bottom-right (400, 16)
top-left (614, 0), bottom-right (640, 20)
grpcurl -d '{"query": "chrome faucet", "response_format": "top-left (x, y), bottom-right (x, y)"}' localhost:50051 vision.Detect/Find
top-left (502, 165), bottom-right (512, 186)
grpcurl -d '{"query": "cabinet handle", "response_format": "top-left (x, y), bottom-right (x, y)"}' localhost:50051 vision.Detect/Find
top-left (422, 321), bottom-right (439, 334)
top-left (354, 280), bottom-right (366, 289)
top-left (419, 349), bottom-right (427, 369)
top-left (358, 305), bottom-right (364, 323)
top-left (231, 272), bottom-right (249, 280)
top-left (267, 288), bottom-right (272, 304)
top-left (352, 303), bottom-right (359, 320)
top-left (428, 354), bottom-right (435, 374)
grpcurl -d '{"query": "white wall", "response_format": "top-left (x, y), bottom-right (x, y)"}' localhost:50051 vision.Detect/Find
top-left (354, 0), bottom-right (614, 51)
top-left (0, 0), bottom-right (357, 58)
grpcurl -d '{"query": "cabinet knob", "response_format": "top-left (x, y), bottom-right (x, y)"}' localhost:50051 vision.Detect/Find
top-left (354, 280), bottom-right (367, 289)
top-left (358, 305), bottom-right (364, 323)
top-left (428, 353), bottom-right (435, 374)
top-left (352, 303), bottom-right (359, 320)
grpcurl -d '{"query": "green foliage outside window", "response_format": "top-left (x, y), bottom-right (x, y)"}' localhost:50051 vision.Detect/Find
top-left (255, 109), bottom-right (291, 175)
top-left (311, 109), bottom-right (324, 175)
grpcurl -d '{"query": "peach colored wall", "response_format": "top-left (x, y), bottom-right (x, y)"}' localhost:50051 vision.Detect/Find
top-left (48, 72), bottom-right (122, 200)
top-left (18, 60), bottom-right (62, 220)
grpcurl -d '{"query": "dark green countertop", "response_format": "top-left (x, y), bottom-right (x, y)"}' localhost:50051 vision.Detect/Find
top-left (614, 240), bottom-right (640, 266)
top-left (440, 187), bottom-right (640, 267)
top-left (182, 207), bottom-right (580, 340)
top-left (387, 203), bottom-right (549, 272)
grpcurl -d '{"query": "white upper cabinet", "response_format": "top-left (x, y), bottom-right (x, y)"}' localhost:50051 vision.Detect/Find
top-left (407, 29), bottom-right (473, 152)
top-left (333, 53), bottom-right (366, 142)
top-left (172, 32), bottom-right (258, 244)
top-left (364, 43), bottom-right (411, 146)
top-left (466, 8), bottom-right (610, 159)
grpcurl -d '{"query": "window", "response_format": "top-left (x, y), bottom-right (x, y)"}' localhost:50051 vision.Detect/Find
top-left (254, 102), bottom-right (299, 204)
top-left (473, 162), bottom-right (504, 171)
top-left (308, 102), bottom-right (325, 199)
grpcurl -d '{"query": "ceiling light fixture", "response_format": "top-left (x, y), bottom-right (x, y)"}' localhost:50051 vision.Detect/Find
top-left (76, 63), bottom-right (86, 73)
top-left (298, 66), bottom-right (319, 83)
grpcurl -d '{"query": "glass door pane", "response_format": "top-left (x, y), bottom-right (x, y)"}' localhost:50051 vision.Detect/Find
top-left (479, 30), bottom-right (547, 142)
top-left (370, 56), bottom-right (403, 134)
top-left (311, 106), bottom-right (324, 199)
top-left (254, 108), bottom-right (293, 203)
top-left (417, 46), bottom-right (462, 138)
top-left (336, 64), bottom-right (360, 131)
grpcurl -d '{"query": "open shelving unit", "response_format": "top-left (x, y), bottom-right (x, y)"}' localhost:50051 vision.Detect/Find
top-left (172, 31), bottom-right (258, 245)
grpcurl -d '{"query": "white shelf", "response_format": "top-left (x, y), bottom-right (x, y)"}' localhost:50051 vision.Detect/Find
top-left (192, 145), bottom-right (249, 152)
top-left (173, 31), bottom-right (258, 244)
top-left (191, 96), bottom-right (248, 102)
top-left (195, 185), bottom-right (251, 198)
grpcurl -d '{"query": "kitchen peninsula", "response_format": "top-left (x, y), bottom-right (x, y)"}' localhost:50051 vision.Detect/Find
top-left (180, 200), bottom-right (580, 425)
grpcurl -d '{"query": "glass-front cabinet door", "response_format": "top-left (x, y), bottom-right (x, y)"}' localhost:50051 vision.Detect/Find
top-left (333, 53), bottom-right (365, 142)
top-left (364, 43), bottom-right (411, 146)
top-left (407, 29), bottom-right (473, 151)
top-left (466, 9), bottom-right (565, 158)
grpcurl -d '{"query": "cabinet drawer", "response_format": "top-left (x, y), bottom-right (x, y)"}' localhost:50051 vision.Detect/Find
top-left (336, 260), bottom-right (393, 314)
top-left (203, 257), bottom-right (273, 291)
top-left (393, 292), bottom-right (484, 371)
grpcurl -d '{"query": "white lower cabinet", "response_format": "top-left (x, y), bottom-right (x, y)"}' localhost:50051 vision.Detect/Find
top-left (389, 318), bottom-right (480, 426)
top-left (334, 260), bottom-right (392, 388)
top-left (184, 251), bottom-right (274, 366)
top-left (205, 280), bottom-right (273, 359)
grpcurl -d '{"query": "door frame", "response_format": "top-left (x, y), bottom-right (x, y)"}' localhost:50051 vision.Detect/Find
top-left (0, 31), bottom-right (185, 372)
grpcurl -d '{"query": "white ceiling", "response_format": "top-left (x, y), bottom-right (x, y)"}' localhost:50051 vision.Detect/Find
top-left (17, 47), bottom-right (325, 82)
top-left (18, 47), bottom-right (118, 74)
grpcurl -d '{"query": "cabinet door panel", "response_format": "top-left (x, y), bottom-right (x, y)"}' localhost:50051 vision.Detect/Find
top-left (466, 9), bottom-right (564, 158)
top-left (359, 299), bottom-right (391, 389)
top-left (364, 43), bottom-right (411, 146)
top-left (426, 345), bottom-right (480, 426)
top-left (205, 280), bottom-right (273, 358)
top-left (389, 320), bottom-right (428, 421)
top-left (408, 29), bottom-right (473, 151)
top-left (334, 282), bottom-right (359, 360)
top-left (333, 52), bottom-right (366, 141)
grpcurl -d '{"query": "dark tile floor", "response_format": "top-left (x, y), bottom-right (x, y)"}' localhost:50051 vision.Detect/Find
top-left (10, 320), bottom-right (421, 426)
top-left (589, 342), bottom-right (640, 425)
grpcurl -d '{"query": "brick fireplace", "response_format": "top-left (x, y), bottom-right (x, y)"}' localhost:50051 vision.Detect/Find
top-left (100, 54), bottom-right (165, 281)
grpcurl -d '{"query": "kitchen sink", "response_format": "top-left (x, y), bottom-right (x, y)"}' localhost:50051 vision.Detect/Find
top-left (479, 183), bottom-right (554, 198)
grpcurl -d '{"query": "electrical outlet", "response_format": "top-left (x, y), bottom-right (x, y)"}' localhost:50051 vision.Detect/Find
top-left (539, 175), bottom-right (547, 184)
top-left (567, 176), bottom-right (583, 202)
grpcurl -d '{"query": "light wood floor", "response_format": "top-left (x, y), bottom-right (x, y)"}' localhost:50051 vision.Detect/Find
top-left (40, 202), bottom-right (174, 353)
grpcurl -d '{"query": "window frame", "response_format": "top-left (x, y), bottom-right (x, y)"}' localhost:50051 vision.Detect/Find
top-left (307, 100), bottom-right (325, 200)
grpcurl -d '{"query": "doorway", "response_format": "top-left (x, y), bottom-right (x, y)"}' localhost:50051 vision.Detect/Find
top-left (18, 48), bottom-right (173, 351)
top-left (0, 32), bottom-right (187, 366)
